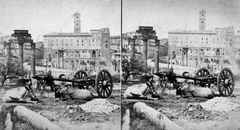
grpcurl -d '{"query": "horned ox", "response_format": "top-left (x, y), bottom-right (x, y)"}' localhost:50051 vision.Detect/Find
top-left (56, 85), bottom-right (94, 101)
top-left (54, 74), bottom-right (94, 101)
top-left (124, 74), bottom-right (160, 100)
top-left (2, 79), bottom-right (39, 103)
top-left (180, 83), bottom-right (215, 99)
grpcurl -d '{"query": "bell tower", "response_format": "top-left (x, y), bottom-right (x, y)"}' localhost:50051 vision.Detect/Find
top-left (74, 12), bottom-right (81, 34)
top-left (199, 10), bottom-right (206, 31)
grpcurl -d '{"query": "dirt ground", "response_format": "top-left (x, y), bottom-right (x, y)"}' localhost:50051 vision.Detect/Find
top-left (0, 84), bottom-right (121, 130)
top-left (121, 76), bottom-right (240, 130)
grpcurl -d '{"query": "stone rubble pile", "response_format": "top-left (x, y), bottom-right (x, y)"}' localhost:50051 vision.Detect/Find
top-left (182, 103), bottom-right (212, 120)
top-left (78, 99), bottom-right (120, 114)
top-left (64, 105), bottom-right (83, 113)
top-left (200, 97), bottom-right (240, 112)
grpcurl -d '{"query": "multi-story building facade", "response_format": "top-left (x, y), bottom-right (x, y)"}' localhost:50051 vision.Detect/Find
top-left (35, 41), bottom-right (44, 60)
top-left (110, 35), bottom-right (120, 52)
top-left (233, 34), bottom-right (240, 69)
top-left (168, 10), bottom-right (235, 68)
top-left (43, 12), bottom-right (111, 70)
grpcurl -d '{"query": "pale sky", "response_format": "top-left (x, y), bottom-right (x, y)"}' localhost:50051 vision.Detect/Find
top-left (123, 0), bottom-right (240, 39)
top-left (1, 0), bottom-right (240, 42)
top-left (0, 0), bottom-right (121, 42)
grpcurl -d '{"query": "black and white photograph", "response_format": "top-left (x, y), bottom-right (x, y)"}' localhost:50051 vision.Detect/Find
top-left (1, 0), bottom-right (240, 130)
top-left (0, 0), bottom-right (121, 130)
top-left (121, 0), bottom-right (240, 130)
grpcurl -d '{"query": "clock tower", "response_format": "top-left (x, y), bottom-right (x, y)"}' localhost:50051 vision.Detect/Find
top-left (74, 12), bottom-right (81, 34)
top-left (199, 10), bottom-right (206, 31)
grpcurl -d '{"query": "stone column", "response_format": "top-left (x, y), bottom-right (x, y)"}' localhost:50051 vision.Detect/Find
top-left (61, 51), bottom-right (64, 69)
top-left (202, 50), bottom-right (205, 67)
top-left (197, 50), bottom-right (200, 68)
top-left (186, 49), bottom-right (188, 66)
top-left (6, 42), bottom-right (11, 64)
top-left (154, 39), bottom-right (160, 73)
top-left (31, 42), bottom-right (36, 77)
top-left (74, 51), bottom-right (76, 70)
top-left (18, 43), bottom-right (24, 71)
top-left (143, 39), bottom-right (148, 67)
top-left (182, 49), bottom-right (184, 66)
top-left (57, 52), bottom-right (60, 68)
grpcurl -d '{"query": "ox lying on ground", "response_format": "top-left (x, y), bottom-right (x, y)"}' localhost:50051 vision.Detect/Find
top-left (124, 74), bottom-right (160, 100)
top-left (2, 79), bottom-right (39, 103)
top-left (180, 83), bottom-right (215, 99)
top-left (56, 85), bottom-right (94, 101)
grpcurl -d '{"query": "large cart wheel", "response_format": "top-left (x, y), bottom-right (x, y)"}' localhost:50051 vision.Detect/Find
top-left (195, 67), bottom-right (210, 77)
top-left (73, 70), bottom-right (88, 79)
top-left (59, 74), bottom-right (66, 78)
top-left (195, 67), bottom-right (211, 87)
top-left (217, 67), bottom-right (234, 96)
top-left (182, 71), bottom-right (190, 77)
top-left (95, 69), bottom-right (113, 98)
top-left (73, 70), bottom-right (88, 89)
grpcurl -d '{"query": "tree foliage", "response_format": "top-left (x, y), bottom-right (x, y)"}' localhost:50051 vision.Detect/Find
top-left (0, 58), bottom-right (28, 87)
top-left (121, 45), bottom-right (128, 53)
top-left (122, 54), bottom-right (150, 83)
